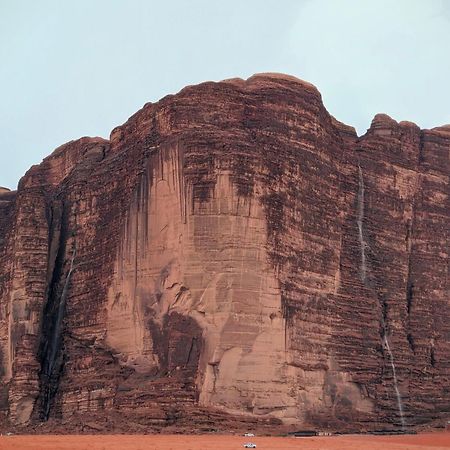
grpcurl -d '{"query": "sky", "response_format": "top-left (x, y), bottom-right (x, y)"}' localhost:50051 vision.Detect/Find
top-left (1, 0), bottom-right (449, 189)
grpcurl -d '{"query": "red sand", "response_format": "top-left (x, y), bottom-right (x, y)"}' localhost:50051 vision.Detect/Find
top-left (0, 433), bottom-right (449, 450)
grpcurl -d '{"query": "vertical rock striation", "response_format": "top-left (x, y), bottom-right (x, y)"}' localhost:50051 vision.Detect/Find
top-left (0, 74), bottom-right (448, 432)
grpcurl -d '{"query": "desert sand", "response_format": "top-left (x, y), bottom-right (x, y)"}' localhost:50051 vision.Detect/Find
top-left (0, 433), bottom-right (449, 450)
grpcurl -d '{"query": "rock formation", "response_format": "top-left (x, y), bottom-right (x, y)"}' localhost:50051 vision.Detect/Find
top-left (0, 74), bottom-right (448, 433)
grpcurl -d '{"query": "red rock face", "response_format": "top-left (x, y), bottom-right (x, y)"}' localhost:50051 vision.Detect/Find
top-left (0, 74), bottom-right (448, 432)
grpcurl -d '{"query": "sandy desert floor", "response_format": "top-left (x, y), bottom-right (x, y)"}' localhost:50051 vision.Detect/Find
top-left (0, 433), bottom-right (449, 450)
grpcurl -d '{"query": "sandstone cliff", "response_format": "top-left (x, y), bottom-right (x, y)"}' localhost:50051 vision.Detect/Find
top-left (0, 74), bottom-right (448, 433)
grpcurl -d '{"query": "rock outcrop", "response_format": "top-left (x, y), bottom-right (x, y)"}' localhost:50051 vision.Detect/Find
top-left (0, 74), bottom-right (448, 433)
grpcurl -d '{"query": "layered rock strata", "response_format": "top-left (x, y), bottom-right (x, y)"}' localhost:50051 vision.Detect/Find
top-left (0, 74), bottom-right (448, 432)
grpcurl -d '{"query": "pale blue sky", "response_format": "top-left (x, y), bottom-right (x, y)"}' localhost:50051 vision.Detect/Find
top-left (1, 0), bottom-right (449, 189)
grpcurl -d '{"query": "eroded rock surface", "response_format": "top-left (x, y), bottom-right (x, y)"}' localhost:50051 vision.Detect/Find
top-left (0, 74), bottom-right (448, 432)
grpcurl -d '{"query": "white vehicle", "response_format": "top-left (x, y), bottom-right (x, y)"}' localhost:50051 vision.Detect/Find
top-left (244, 433), bottom-right (255, 437)
top-left (243, 444), bottom-right (257, 448)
